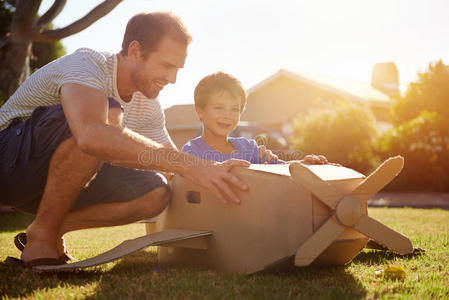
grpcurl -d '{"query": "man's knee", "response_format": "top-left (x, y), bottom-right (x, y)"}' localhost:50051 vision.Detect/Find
top-left (138, 185), bottom-right (171, 218)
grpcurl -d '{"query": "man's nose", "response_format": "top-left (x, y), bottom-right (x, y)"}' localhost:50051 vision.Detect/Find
top-left (167, 69), bottom-right (178, 84)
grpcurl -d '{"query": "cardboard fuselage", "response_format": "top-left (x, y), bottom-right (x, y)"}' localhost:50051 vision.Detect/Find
top-left (153, 163), bottom-right (369, 274)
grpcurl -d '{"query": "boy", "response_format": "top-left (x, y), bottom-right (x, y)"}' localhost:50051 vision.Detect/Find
top-left (182, 72), bottom-right (328, 165)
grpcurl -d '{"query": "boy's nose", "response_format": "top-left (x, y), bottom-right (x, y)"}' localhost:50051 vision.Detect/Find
top-left (224, 110), bottom-right (235, 119)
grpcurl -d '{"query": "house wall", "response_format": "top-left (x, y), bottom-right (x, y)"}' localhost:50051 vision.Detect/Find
top-left (168, 128), bottom-right (202, 149)
top-left (241, 76), bottom-right (342, 127)
top-left (242, 76), bottom-right (390, 129)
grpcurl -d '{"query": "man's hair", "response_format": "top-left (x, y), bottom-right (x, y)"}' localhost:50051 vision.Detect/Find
top-left (120, 12), bottom-right (192, 59)
top-left (194, 72), bottom-right (247, 112)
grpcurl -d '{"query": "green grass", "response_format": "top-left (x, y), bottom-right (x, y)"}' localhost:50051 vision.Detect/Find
top-left (1, 208), bottom-right (448, 299)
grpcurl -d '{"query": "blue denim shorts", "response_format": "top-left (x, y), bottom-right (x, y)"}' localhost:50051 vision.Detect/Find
top-left (0, 99), bottom-right (167, 214)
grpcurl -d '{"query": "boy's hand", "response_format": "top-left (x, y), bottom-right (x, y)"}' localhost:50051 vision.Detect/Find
top-left (258, 145), bottom-right (279, 163)
top-left (184, 159), bottom-right (250, 204)
top-left (301, 154), bottom-right (328, 165)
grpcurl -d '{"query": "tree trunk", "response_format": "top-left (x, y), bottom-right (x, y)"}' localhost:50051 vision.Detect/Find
top-left (0, 0), bottom-right (40, 101)
top-left (0, 39), bottom-right (32, 100)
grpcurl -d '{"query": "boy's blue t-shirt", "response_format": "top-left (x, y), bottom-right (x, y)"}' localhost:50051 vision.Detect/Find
top-left (182, 136), bottom-right (272, 164)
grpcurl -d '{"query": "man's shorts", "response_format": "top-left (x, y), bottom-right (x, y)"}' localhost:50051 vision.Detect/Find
top-left (0, 99), bottom-right (168, 214)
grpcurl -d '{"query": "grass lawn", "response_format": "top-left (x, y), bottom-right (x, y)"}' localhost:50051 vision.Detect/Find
top-left (1, 208), bottom-right (448, 299)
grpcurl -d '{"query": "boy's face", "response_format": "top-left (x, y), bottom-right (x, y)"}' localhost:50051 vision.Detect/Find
top-left (196, 91), bottom-right (241, 138)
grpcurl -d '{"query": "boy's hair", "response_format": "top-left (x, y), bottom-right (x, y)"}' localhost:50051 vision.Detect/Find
top-left (120, 12), bottom-right (192, 59)
top-left (194, 72), bottom-right (247, 112)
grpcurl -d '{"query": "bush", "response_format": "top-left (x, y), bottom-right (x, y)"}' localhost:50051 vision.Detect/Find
top-left (391, 60), bottom-right (449, 124)
top-left (377, 111), bottom-right (449, 191)
top-left (291, 100), bottom-right (378, 173)
top-left (380, 59), bottom-right (449, 192)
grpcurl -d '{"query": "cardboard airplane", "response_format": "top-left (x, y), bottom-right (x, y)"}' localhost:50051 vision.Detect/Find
top-left (35, 156), bottom-right (413, 273)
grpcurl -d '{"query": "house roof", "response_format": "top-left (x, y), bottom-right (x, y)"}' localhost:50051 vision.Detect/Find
top-left (247, 69), bottom-right (391, 107)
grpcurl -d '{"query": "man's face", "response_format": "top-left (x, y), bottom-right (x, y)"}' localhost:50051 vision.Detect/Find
top-left (131, 37), bottom-right (187, 99)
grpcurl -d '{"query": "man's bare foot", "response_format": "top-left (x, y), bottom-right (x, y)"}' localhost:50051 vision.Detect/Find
top-left (21, 224), bottom-right (60, 262)
top-left (56, 235), bottom-right (75, 261)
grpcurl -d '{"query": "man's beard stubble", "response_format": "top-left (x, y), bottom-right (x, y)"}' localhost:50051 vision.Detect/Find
top-left (131, 68), bottom-right (160, 99)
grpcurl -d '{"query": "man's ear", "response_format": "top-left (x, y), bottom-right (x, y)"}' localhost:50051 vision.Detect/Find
top-left (127, 40), bottom-right (142, 61)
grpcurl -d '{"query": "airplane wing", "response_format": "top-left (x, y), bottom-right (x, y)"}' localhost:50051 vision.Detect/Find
top-left (33, 229), bottom-right (212, 272)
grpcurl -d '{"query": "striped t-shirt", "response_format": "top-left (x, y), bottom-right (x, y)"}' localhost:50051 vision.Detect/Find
top-left (0, 48), bottom-right (170, 145)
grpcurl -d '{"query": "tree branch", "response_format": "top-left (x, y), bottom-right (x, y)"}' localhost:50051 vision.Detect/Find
top-left (11, 0), bottom-right (42, 39)
top-left (34, 0), bottom-right (122, 42)
top-left (36, 0), bottom-right (67, 29)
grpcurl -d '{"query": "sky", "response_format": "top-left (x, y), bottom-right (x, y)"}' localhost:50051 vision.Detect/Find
top-left (40, 0), bottom-right (449, 109)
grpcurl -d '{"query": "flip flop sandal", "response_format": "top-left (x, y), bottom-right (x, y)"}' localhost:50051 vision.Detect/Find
top-left (5, 256), bottom-right (67, 270)
top-left (14, 232), bottom-right (26, 251)
top-left (14, 232), bottom-right (74, 262)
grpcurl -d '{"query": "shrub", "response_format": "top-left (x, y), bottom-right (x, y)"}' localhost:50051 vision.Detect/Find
top-left (391, 60), bottom-right (449, 124)
top-left (291, 100), bottom-right (378, 173)
top-left (377, 110), bottom-right (449, 191)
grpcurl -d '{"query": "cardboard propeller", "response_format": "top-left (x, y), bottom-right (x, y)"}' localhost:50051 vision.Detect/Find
top-left (291, 156), bottom-right (413, 267)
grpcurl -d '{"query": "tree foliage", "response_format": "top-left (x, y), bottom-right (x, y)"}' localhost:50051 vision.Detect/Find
top-left (378, 111), bottom-right (449, 191)
top-left (391, 60), bottom-right (449, 124)
top-left (378, 60), bottom-right (449, 191)
top-left (0, 0), bottom-right (122, 101)
top-left (291, 100), bottom-right (378, 173)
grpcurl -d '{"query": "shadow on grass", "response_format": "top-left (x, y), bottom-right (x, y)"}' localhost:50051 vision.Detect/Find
top-left (0, 251), bottom-right (160, 299)
top-left (0, 249), bottom-right (369, 299)
top-left (0, 262), bottom-right (103, 298)
top-left (353, 249), bottom-right (424, 265)
top-left (0, 213), bottom-right (33, 232)
top-left (85, 252), bottom-right (367, 299)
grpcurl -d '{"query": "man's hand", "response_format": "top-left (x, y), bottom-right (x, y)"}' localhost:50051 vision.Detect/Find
top-left (301, 154), bottom-right (329, 165)
top-left (183, 159), bottom-right (250, 204)
top-left (258, 145), bottom-right (279, 163)
top-left (160, 171), bottom-right (175, 181)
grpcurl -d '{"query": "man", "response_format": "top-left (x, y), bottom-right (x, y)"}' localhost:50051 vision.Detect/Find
top-left (0, 12), bottom-right (249, 267)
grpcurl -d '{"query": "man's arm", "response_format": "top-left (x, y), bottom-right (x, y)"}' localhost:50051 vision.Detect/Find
top-left (159, 140), bottom-right (177, 180)
top-left (164, 138), bottom-right (178, 151)
top-left (61, 83), bottom-right (248, 203)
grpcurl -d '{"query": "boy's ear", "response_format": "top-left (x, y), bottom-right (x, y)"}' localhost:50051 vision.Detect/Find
top-left (195, 105), bottom-right (204, 121)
